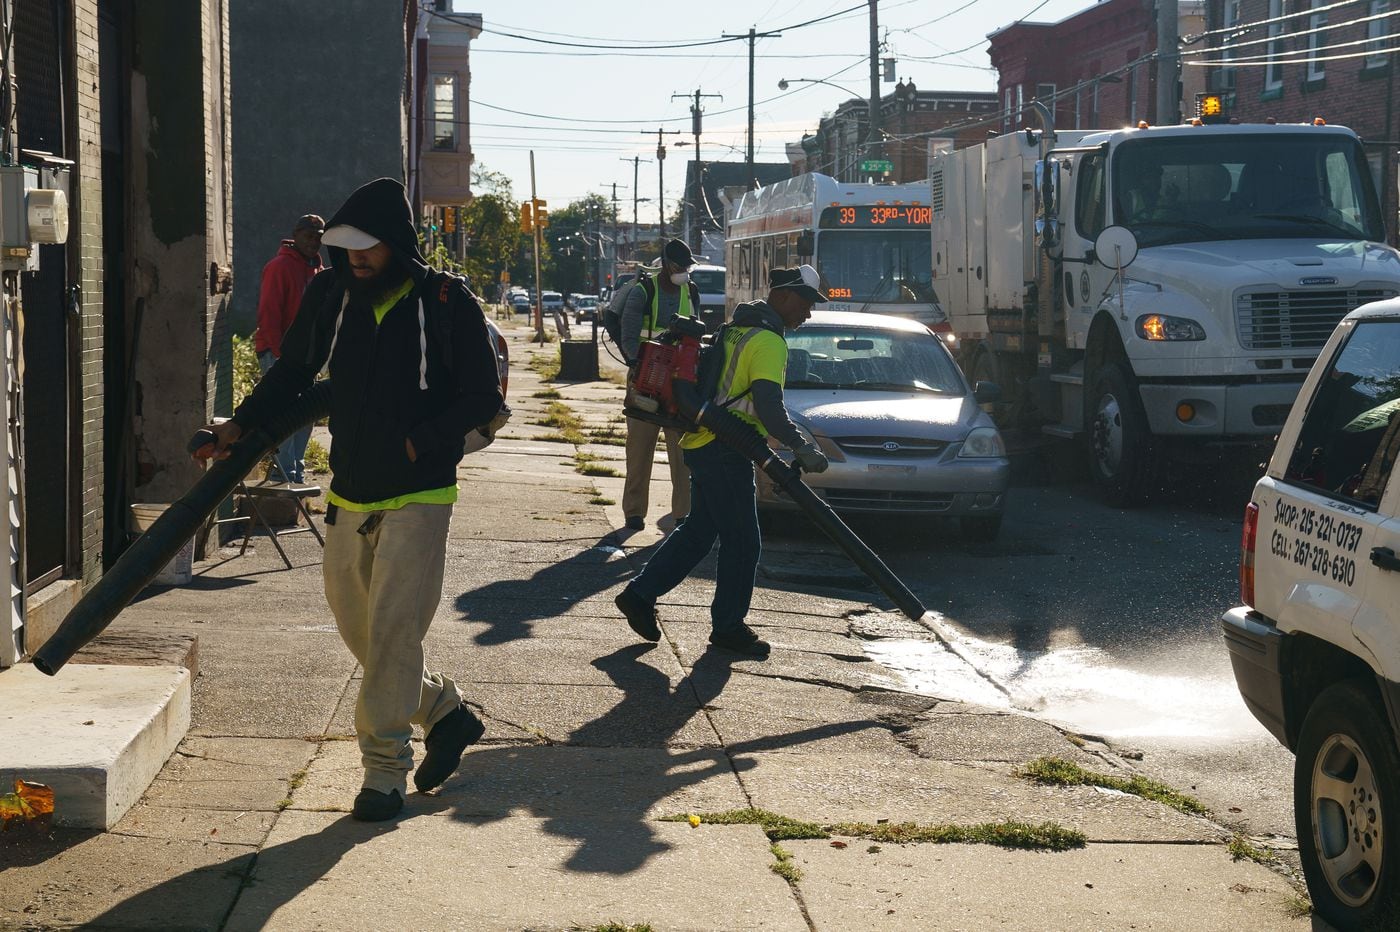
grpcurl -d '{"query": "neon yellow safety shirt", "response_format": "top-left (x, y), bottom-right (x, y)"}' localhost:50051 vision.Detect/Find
top-left (680, 325), bottom-right (787, 450)
top-left (326, 279), bottom-right (458, 512)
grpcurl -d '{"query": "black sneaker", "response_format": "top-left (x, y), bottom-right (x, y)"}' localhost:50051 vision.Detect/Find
top-left (709, 623), bottom-right (771, 657)
top-left (615, 586), bottom-right (661, 642)
top-left (352, 787), bottom-right (404, 822)
top-left (624, 515), bottom-right (645, 530)
top-left (413, 702), bottom-right (486, 793)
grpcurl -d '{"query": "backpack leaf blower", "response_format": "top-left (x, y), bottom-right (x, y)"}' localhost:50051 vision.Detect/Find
top-left (626, 317), bottom-right (928, 622)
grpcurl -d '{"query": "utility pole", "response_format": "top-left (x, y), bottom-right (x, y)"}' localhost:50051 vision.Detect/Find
top-left (1155, 0), bottom-right (1180, 125)
top-left (529, 151), bottom-right (544, 343)
top-left (672, 88), bottom-right (723, 253)
top-left (652, 127), bottom-right (681, 245)
top-left (867, 0), bottom-right (882, 164)
top-left (620, 155), bottom-right (652, 262)
top-left (608, 182), bottom-right (622, 287)
top-left (723, 25), bottom-right (783, 189)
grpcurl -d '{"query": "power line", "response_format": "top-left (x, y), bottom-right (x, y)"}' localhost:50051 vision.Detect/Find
top-left (1197, 22), bottom-right (1400, 64)
top-left (471, 47), bottom-right (868, 60)
top-left (1184, 6), bottom-right (1400, 57)
top-left (1184, 0), bottom-right (1362, 44)
top-left (1187, 43), bottom-right (1400, 67)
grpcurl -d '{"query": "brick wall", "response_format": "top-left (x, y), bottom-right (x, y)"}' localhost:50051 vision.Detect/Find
top-left (1202, 0), bottom-right (1400, 243)
top-left (71, 0), bottom-right (103, 587)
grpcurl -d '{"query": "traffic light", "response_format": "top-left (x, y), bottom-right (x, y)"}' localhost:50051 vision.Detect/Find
top-left (1196, 92), bottom-right (1228, 125)
top-left (534, 198), bottom-right (548, 228)
top-left (443, 207), bottom-right (456, 234)
top-left (520, 203), bottom-right (534, 233)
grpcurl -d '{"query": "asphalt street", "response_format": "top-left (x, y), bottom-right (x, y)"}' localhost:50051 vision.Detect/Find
top-left (756, 438), bottom-right (1300, 845)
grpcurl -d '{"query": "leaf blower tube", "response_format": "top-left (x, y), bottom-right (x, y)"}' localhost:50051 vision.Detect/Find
top-left (670, 379), bottom-right (927, 622)
top-left (31, 382), bottom-right (334, 676)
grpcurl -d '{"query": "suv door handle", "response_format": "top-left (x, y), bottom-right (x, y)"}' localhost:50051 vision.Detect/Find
top-left (1371, 547), bottom-right (1400, 572)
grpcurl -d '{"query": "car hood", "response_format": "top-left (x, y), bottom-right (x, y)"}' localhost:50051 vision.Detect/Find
top-left (788, 391), bottom-right (983, 441)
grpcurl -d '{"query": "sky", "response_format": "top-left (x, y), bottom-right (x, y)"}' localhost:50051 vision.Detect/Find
top-left (452, 0), bottom-right (1101, 215)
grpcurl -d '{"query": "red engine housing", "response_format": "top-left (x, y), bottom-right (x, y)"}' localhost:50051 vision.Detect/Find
top-left (631, 334), bottom-right (701, 415)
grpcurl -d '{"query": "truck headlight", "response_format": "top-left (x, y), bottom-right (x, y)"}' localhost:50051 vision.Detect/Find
top-left (958, 427), bottom-right (1006, 458)
top-left (1136, 314), bottom-right (1206, 341)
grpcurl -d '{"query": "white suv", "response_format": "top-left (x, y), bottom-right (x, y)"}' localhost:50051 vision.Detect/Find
top-left (1224, 301), bottom-right (1400, 929)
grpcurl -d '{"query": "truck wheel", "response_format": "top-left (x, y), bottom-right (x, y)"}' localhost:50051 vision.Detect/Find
top-left (1086, 362), bottom-right (1154, 506)
top-left (960, 514), bottom-right (1002, 542)
top-left (1295, 680), bottom-right (1400, 931)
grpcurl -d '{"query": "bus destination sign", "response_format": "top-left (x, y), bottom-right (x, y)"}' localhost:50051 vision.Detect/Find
top-left (820, 205), bottom-right (932, 229)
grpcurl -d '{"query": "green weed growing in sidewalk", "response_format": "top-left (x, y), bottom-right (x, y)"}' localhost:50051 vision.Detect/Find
top-left (534, 402), bottom-right (586, 444)
top-left (1018, 756), bottom-right (1209, 816)
top-left (305, 439), bottom-right (330, 475)
top-left (663, 808), bottom-right (1084, 852)
top-left (1227, 834), bottom-right (1277, 865)
top-left (528, 350), bottom-right (560, 380)
top-left (532, 388), bottom-right (562, 399)
top-left (574, 451), bottom-right (622, 478)
top-left (769, 842), bottom-right (802, 883)
top-left (1284, 893), bottom-right (1312, 919)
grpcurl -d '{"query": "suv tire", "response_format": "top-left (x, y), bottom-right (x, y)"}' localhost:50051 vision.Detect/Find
top-left (1086, 362), bottom-right (1155, 506)
top-left (1295, 679), bottom-right (1400, 930)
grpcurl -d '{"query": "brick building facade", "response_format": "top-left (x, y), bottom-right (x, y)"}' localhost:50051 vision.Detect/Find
top-left (791, 85), bottom-right (1000, 184)
top-left (987, 0), bottom-right (1205, 132)
top-left (1199, 0), bottom-right (1400, 243)
top-left (6, 0), bottom-right (233, 660)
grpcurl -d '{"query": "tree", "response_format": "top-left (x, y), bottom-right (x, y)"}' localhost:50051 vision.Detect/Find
top-left (543, 193), bottom-right (611, 295)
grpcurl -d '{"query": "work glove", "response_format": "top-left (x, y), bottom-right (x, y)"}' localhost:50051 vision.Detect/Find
top-left (793, 441), bottom-right (829, 474)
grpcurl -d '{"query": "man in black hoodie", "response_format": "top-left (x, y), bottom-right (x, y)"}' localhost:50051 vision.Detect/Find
top-left (196, 178), bottom-right (503, 821)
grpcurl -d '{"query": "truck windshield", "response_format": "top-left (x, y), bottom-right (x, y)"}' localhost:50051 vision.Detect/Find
top-left (1111, 134), bottom-right (1384, 247)
top-left (817, 230), bottom-right (935, 304)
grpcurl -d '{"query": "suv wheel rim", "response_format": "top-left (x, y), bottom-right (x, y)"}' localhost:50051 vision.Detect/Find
top-left (1091, 393), bottom-right (1124, 477)
top-left (1313, 733), bottom-right (1384, 908)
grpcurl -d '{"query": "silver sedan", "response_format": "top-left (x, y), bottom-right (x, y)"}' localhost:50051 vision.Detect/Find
top-left (756, 311), bottom-right (1010, 540)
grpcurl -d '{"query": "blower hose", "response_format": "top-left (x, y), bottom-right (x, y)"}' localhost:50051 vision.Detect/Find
top-left (671, 379), bottom-right (927, 621)
top-left (31, 382), bottom-right (334, 676)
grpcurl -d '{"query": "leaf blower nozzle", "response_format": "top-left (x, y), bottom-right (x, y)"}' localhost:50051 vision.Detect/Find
top-left (31, 382), bottom-right (334, 676)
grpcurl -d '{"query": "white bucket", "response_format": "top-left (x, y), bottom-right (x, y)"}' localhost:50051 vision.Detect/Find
top-left (129, 503), bottom-right (194, 586)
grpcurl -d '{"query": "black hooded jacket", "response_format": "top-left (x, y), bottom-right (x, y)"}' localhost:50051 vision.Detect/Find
top-left (233, 178), bottom-right (503, 504)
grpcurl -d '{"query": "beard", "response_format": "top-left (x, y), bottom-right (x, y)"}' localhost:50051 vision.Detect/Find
top-left (343, 259), bottom-right (409, 302)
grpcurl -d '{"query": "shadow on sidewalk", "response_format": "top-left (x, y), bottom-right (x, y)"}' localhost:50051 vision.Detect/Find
top-left (454, 532), bottom-right (646, 645)
top-left (40, 648), bottom-right (879, 925)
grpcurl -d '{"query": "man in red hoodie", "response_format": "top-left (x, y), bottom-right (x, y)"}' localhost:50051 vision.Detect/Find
top-left (255, 214), bottom-right (324, 483)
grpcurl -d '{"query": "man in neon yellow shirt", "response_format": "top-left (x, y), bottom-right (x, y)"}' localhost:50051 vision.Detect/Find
top-left (615, 266), bottom-right (829, 656)
top-left (197, 179), bottom-right (504, 821)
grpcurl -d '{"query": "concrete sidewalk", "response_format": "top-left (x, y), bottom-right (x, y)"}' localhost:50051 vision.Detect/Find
top-left (0, 321), bottom-right (1318, 930)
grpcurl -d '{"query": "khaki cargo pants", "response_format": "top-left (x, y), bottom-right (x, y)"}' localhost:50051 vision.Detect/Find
top-left (323, 502), bottom-right (461, 795)
top-left (622, 417), bottom-right (691, 521)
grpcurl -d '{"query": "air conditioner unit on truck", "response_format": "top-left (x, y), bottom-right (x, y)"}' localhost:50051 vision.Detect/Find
top-left (929, 104), bottom-right (1400, 503)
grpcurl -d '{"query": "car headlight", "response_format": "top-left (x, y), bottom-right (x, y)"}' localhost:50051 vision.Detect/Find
top-left (1136, 314), bottom-right (1205, 341)
top-left (958, 427), bottom-right (1006, 458)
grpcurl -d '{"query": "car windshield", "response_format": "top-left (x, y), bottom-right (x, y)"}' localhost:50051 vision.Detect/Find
top-left (1111, 133), bottom-right (1385, 247)
top-left (578, 297), bottom-right (597, 308)
top-left (784, 325), bottom-right (964, 394)
top-left (690, 269), bottom-right (725, 293)
top-left (816, 231), bottom-right (935, 304)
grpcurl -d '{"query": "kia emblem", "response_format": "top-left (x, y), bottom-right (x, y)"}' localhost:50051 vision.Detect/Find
top-left (883, 441), bottom-right (900, 452)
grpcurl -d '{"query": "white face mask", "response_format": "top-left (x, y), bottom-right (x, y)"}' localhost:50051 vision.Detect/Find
top-left (670, 271), bottom-right (690, 286)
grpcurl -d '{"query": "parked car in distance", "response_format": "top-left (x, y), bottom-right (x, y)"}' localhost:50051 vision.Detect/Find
top-left (541, 291), bottom-right (564, 314)
top-left (572, 294), bottom-right (599, 324)
top-left (509, 293), bottom-right (531, 315)
top-left (754, 311), bottom-right (1008, 540)
top-left (1224, 299), bottom-right (1400, 930)
top-left (689, 263), bottom-right (726, 332)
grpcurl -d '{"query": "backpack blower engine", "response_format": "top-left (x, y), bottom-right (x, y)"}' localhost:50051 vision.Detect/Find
top-left (623, 314), bottom-right (932, 629)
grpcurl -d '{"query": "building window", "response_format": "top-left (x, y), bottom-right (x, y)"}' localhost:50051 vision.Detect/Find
top-left (1004, 87), bottom-right (1014, 131)
top-left (1367, 0), bottom-right (1391, 70)
top-left (433, 73), bottom-right (457, 151)
top-left (1265, 0), bottom-right (1284, 92)
top-left (1307, 0), bottom-right (1328, 82)
top-left (1219, 0), bottom-right (1241, 89)
top-left (1127, 65), bottom-right (1137, 123)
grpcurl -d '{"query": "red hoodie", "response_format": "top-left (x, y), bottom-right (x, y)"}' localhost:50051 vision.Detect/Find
top-left (255, 241), bottom-right (322, 356)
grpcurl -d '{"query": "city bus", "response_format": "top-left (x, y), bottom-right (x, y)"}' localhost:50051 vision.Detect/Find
top-left (724, 172), bottom-right (942, 328)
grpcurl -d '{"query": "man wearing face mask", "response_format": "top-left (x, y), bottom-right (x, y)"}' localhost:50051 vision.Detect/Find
top-left (619, 238), bottom-right (702, 531)
top-left (615, 266), bottom-right (829, 657)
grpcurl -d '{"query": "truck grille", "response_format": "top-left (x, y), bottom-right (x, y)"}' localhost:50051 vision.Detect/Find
top-left (1235, 288), bottom-right (1397, 350)
top-left (833, 436), bottom-right (947, 458)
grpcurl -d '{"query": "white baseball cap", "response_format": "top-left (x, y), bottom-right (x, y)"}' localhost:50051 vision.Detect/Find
top-left (321, 224), bottom-right (380, 250)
